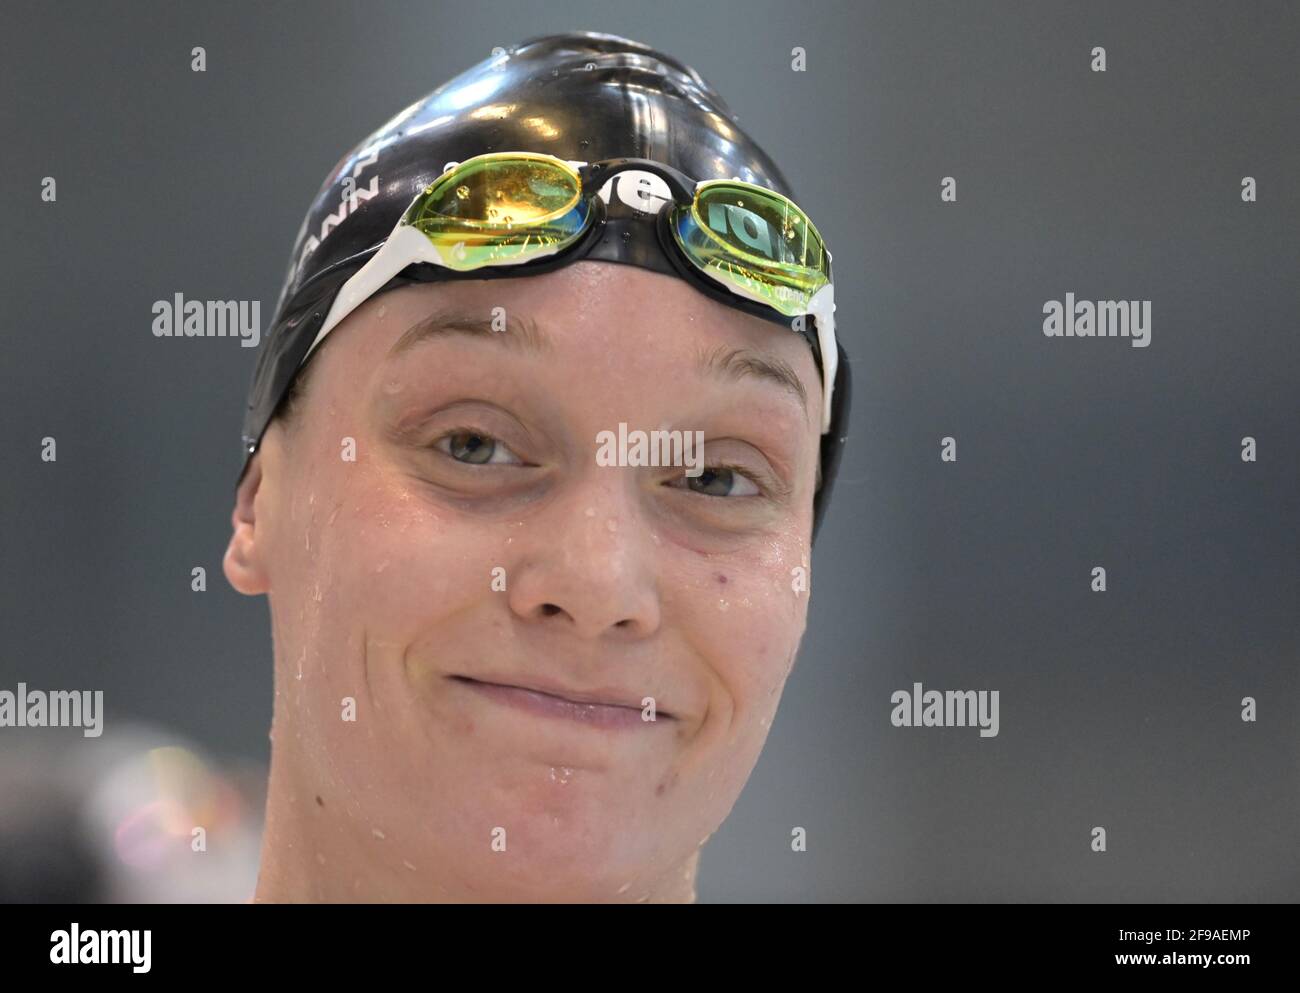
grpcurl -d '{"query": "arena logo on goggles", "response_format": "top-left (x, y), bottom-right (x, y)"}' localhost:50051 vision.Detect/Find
top-left (595, 168), bottom-right (788, 264)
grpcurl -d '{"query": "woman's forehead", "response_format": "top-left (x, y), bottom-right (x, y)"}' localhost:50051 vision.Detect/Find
top-left (339, 263), bottom-right (819, 379)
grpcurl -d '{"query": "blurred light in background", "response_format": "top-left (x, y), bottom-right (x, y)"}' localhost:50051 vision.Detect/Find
top-left (0, 725), bottom-right (262, 903)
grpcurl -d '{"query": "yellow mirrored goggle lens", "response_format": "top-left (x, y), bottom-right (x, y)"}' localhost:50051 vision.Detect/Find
top-left (671, 180), bottom-right (830, 317)
top-left (400, 157), bottom-right (831, 320)
top-left (402, 153), bottom-right (591, 271)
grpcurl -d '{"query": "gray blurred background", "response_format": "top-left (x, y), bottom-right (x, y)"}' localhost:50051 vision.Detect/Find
top-left (2, 0), bottom-right (1297, 901)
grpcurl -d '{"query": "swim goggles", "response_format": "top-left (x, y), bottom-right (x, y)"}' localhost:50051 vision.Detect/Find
top-left (305, 151), bottom-right (839, 432)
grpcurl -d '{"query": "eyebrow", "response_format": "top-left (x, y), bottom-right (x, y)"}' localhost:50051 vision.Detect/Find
top-left (696, 342), bottom-right (810, 423)
top-left (388, 308), bottom-right (810, 420)
top-left (389, 309), bottom-right (553, 357)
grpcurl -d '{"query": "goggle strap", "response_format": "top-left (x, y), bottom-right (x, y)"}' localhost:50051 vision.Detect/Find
top-left (305, 224), bottom-right (445, 359)
top-left (806, 282), bottom-right (837, 432)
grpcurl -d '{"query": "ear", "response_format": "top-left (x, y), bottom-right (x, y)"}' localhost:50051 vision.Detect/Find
top-left (223, 453), bottom-right (271, 595)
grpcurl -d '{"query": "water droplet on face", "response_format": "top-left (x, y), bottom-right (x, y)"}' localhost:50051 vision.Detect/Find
top-left (372, 828), bottom-right (386, 840)
top-left (403, 860), bottom-right (417, 872)
top-left (718, 599), bottom-right (729, 611)
top-left (585, 507), bottom-right (596, 517)
top-left (377, 304), bottom-right (387, 319)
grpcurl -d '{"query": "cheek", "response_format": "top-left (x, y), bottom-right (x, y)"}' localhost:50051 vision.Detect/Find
top-left (277, 469), bottom-right (498, 780)
top-left (313, 475), bottom-right (488, 638)
top-left (689, 533), bottom-right (810, 714)
top-left (270, 457), bottom-right (492, 701)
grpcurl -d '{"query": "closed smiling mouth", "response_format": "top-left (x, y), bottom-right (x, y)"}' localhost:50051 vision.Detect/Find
top-left (448, 674), bottom-right (674, 723)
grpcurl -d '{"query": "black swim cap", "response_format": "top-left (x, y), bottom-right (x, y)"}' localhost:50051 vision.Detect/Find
top-left (240, 30), bottom-right (850, 543)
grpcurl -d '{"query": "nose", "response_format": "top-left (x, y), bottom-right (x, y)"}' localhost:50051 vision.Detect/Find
top-left (504, 471), bottom-right (662, 640)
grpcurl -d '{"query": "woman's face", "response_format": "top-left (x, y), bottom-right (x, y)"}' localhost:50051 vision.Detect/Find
top-left (229, 260), bottom-right (823, 900)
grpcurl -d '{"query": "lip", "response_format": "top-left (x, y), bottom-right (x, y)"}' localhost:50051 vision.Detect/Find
top-left (450, 675), bottom-right (671, 729)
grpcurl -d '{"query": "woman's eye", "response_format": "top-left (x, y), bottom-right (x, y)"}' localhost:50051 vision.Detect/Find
top-left (434, 429), bottom-right (524, 466)
top-left (671, 465), bottom-right (762, 498)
